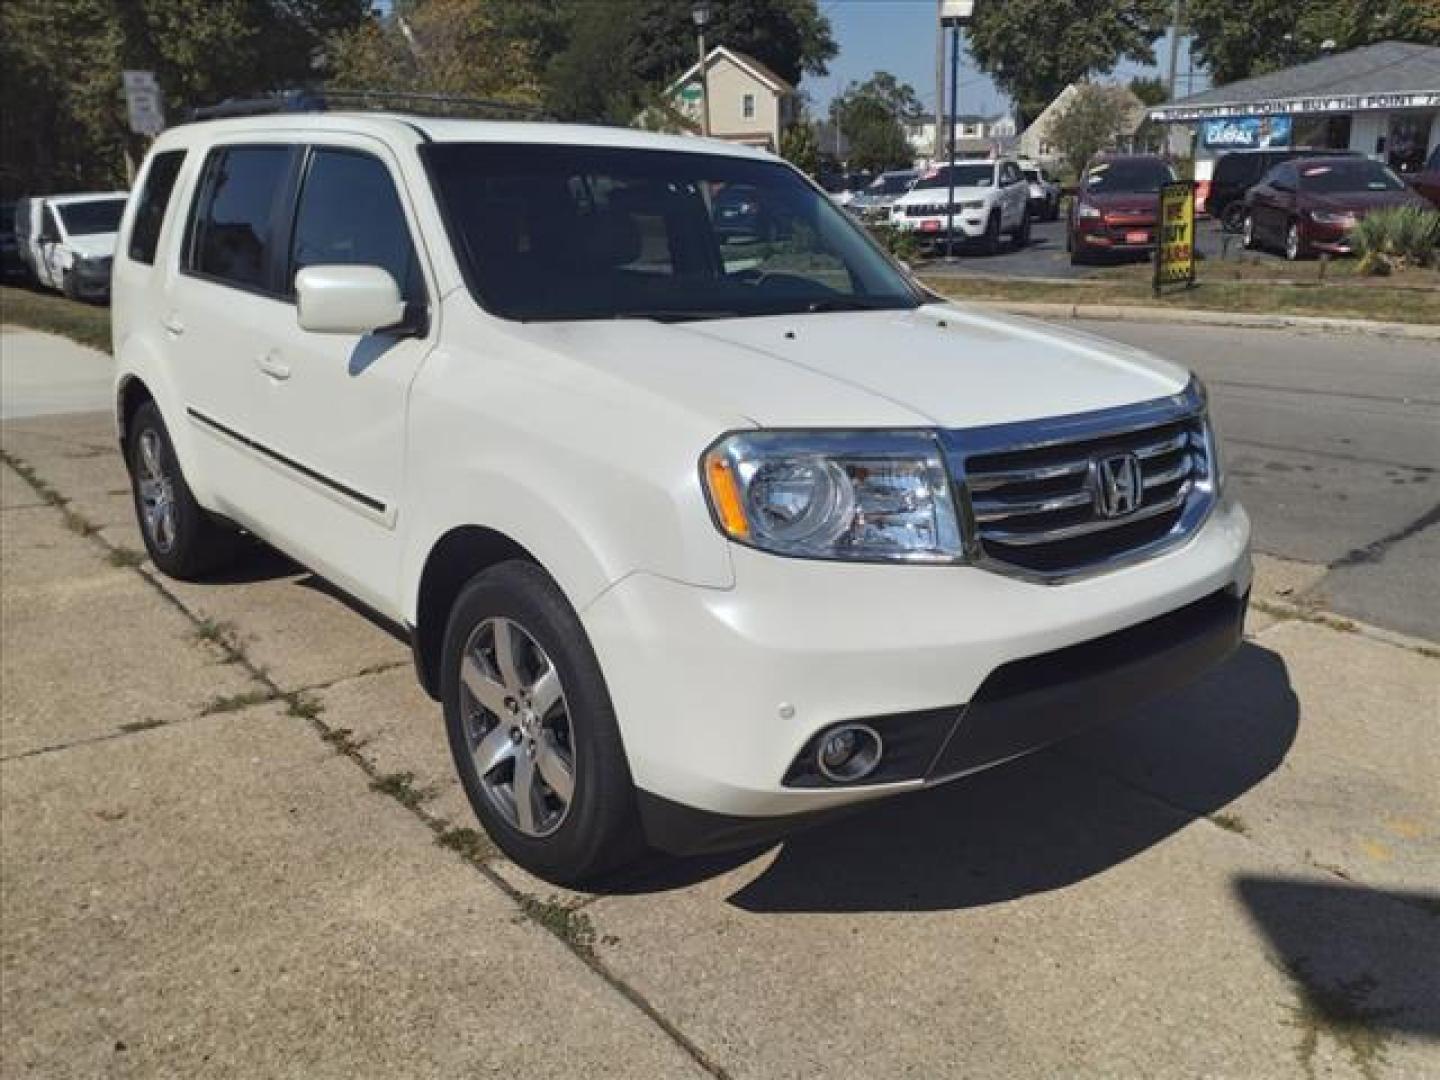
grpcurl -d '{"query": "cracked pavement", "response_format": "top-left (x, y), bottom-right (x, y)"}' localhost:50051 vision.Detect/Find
top-left (2, 326), bottom-right (1437, 1077)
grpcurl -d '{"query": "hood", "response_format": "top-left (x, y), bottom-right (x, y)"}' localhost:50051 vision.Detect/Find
top-left (898, 185), bottom-right (992, 205)
top-left (62, 233), bottom-right (117, 259)
top-left (526, 304), bottom-right (1190, 431)
top-left (1082, 192), bottom-right (1160, 215)
top-left (1308, 190), bottom-right (1431, 214)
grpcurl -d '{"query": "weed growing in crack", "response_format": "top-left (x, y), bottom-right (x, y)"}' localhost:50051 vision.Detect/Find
top-left (1278, 959), bottom-right (1401, 1080)
top-left (201, 689), bottom-right (277, 715)
top-left (285, 692), bottom-right (323, 721)
top-left (370, 770), bottom-right (432, 809)
top-left (118, 718), bottom-right (166, 734)
top-left (1210, 811), bottom-right (1249, 836)
top-left (517, 895), bottom-right (598, 959)
top-left (107, 546), bottom-right (146, 568)
top-left (436, 826), bottom-right (496, 863)
top-left (319, 725), bottom-right (368, 754)
top-left (61, 507), bottom-right (97, 536)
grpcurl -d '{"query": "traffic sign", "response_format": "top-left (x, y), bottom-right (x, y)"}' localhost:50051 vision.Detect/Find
top-left (122, 70), bottom-right (165, 136)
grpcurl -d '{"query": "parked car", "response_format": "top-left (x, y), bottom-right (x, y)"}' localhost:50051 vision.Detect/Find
top-left (1209, 148), bottom-right (1360, 232)
top-left (1, 201), bottom-right (25, 282)
top-left (825, 171), bottom-right (874, 208)
top-left (890, 158), bottom-right (1030, 253)
top-left (1406, 143), bottom-right (1440, 208)
top-left (1242, 155), bottom-right (1432, 259)
top-left (1068, 155), bottom-right (1177, 265)
top-left (1017, 159), bottom-right (1061, 221)
top-left (113, 110), bottom-right (1250, 885)
top-left (848, 169), bottom-right (919, 222)
top-left (14, 192), bottom-right (128, 300)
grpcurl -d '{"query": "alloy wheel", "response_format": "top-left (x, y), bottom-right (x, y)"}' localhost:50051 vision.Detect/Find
top-left (459, 616), bottom-right (575, 838)
top-left (1286, 222), bottom-right (1302, 261)
top-left (1242, 213), bottom-right (1256, 249)
top-left (136, 429), bottom-right (177, 553)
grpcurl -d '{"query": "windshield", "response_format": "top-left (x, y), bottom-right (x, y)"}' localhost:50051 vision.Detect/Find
top-left (1083, 160), bottom-right (1175, 194)
top-left (870, 173), bottom-right (915, 195)
top-left (1022, 169), bottom-right (1042, 183)
top-left (1298, 160), bottom-right (1406, 193)
top-left (913, 163), bottom-right (995, 190)
top-left (424, 143), bottom-right (922, 323)
top-left (56, 198), bottom-right (126, 236)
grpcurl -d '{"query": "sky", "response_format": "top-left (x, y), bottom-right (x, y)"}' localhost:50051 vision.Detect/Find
top-left (802, 0), bottom-right (1208, 119)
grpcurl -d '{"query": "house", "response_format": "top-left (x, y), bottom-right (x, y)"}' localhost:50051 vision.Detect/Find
top-left (904, 112), bottom-right (1017, 163)
top-left (1018, 83), bottom-right (1147, 165)
top-left (661, 46), bottom-right (799, 152)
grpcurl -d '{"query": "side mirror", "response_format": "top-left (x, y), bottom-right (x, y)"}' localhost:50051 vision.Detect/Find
top-left (295, 265), bottom-right (408, 335)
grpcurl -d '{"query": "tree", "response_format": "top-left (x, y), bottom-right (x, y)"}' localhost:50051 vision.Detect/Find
top-left (1, 0), bottom-right (369, 196)
top-left (1128, 75), bottom-right (1169, 106)
top-left (328, 0), bottom-right (539, 102)
top-left (1048, 83), bottom-right (1144, 177)
top-left (967, 0), bottom-right (1168, 126)
top-left (1187, 0), bottom-right (1440, 85)
top-left (780, 121), bottom-right (820, 176)
top-left (829, 72), bottom-right (921, 172)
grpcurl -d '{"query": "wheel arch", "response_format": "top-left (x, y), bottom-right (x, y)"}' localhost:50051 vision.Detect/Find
top-left (116, 374), bottom-right (155, 455)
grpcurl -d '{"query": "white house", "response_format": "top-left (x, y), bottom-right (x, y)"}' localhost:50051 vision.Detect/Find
top-left (1018, 83), bottom-right (1147, 165)
top-left (662, 46), bottom-right (799, 152)
top-left (904, 112), bottom-right (1017, 164)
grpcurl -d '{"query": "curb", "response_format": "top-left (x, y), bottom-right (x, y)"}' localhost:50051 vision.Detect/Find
top-left (1250, 596), bottom-right (1438, 657)
top-left (950, 300), bottom-right (1440, 340)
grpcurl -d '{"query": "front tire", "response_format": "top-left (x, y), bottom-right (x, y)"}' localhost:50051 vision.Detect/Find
top-left (442, 561), bottom-right (642, 886)
top-left (126, 401), bottom-right (244, 579)
top-left (1285, 219), bottom-right (1308, 261)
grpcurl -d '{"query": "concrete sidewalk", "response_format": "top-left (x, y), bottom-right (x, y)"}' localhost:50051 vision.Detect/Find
top-left (0, 327), bottom-right (114, 420)
top-left (3, 410), bottom-right (1437, 1078)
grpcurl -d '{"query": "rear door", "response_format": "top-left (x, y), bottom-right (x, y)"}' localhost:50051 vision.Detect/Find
top-left (998, 162), bottom-right (1025, 226)
top-left (164, 141), bottom-right (303, 527)
top-left (246, 139), bottom-right (436, 609)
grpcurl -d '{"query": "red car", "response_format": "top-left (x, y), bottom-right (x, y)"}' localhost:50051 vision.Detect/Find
top-left (1407, 144), bottom-right (1440, 208)
top-left (1242, 155), bottom-right (1432, 260)
top-left (1068, 155), bottom-right (1178, 265)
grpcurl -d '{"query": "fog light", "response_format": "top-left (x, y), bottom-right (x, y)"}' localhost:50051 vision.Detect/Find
top-left (815, 724), bottom-right (883, 783)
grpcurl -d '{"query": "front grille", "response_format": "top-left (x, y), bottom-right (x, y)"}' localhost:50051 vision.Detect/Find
top-left (904, 203), bottom-right (969, 217)
top-left (943, 382), bottom-right (1216, 581)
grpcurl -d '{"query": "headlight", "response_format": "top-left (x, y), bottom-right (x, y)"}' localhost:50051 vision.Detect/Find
top-left (958, 200), bottom-right (984, 211)
top-left (1308, 210), bottom-right (1355, 226)
top-left (1077, 203), bottom-right (1102, 219)
top-left (702, 431), bottom-right (963, 562)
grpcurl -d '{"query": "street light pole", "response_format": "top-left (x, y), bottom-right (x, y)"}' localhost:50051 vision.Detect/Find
top-left (939, 1), bottom-right (976, 259)
top-left (692, 2), bottom-right (712, 137)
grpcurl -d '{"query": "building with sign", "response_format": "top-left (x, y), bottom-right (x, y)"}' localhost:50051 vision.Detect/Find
top-left (660, 46), bottom-right (799, 153)
top-left (1148, 40), bottom-right (1440, 210)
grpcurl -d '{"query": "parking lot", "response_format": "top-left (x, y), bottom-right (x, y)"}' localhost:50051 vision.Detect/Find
top-left (2, 323), bottom-right (1437, 1077)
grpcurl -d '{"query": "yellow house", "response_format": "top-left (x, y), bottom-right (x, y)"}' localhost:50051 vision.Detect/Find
top-left (664, 46), bottom-right (799, 152)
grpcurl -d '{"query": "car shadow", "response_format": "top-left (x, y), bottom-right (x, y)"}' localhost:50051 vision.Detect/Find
top-left (1233, 876), bottom-right (1440, 1044)
top-left (599, 642), bottom-right (1300, 913)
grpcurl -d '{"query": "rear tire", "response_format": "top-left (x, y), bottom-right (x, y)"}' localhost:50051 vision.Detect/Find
top-left (1221, 203), bottom-right (1247, 233)
top-left (442, 561), bottom-right (643, 886)
top-left (126, 401), bottom-right (245, 579)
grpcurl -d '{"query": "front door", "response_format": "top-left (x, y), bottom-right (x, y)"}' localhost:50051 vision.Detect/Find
top-left (248, 141), bottom-right (436, 612)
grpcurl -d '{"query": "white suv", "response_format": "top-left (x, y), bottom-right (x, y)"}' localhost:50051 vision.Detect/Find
top-left (112, 111), bottom-right (1251, 884)
top-left (891, 158), bottom-right (1030, 252)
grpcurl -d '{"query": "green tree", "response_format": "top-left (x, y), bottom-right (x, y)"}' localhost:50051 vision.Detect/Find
top-left (830, 72), bottom-right (922, 173)
top-left (780, 121), bottom-right (820, 176)
top-left (328, 0), bottom-right (540, 102)
top-left (1187, 0), bottom-right (1440, 85)
top-left (1048, 83), bottom-right (1144, 177)
top-left (1129, 75), bottom-right (1169, 106)
top-left (967, 0), bottom-right (1168, 126)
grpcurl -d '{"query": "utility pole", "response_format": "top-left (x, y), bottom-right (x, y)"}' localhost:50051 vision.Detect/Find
top-left (934, 0), bottom-right (947, 162)
top-left (1166, 0), bottom-right (1184, 100)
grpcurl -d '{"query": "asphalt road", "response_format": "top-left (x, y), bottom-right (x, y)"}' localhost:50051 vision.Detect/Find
top-left (920, 217), bottom-right (1256, 280)
top-left (1060, 319), bottom-right (1440, 640)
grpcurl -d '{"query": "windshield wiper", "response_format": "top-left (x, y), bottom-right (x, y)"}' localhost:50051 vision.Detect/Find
top-left (803, 297), bottom-right (899, 313)
top-left (612, 309), bottom-right (743, 323)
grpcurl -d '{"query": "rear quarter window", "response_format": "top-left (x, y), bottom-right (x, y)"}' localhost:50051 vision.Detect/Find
top-left (128, 150), bottom-right (186, 264)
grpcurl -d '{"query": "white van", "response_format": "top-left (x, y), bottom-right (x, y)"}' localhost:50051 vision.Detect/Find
top-left (111, 109), bottom-right (1251, 884)
top-left (14, 191), bottom-right (128, 300)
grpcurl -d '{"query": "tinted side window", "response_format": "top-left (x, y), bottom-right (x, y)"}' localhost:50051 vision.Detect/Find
top-left (129, 150), bottom-right (186, 264)
top-left (189, 146), bottom-right (294, 291)
top-left (1271, 163), bottom-right (1297, 190)
top-left (289, 149), bottom-right (422, 303)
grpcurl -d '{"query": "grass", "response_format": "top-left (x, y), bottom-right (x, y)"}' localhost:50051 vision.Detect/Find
top-left (0, 285), bottom-right (112, 352)
top-left (923, 273), bottom-right (1440, 325)
top-left (201, 688), bottom-right (279, 715)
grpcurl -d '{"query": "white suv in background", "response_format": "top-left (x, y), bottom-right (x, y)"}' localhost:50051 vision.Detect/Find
top-left (890, 158), bottom-right (1030, 252)
top-left (112, 111), bottom-right (1251, 884)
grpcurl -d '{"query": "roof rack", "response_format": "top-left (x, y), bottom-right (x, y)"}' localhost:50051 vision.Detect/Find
top-left (186, 89), bottom-right (548, 123)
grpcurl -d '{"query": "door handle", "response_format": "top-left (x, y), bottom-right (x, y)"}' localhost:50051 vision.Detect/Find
top-left (161, 313), bottom-right (185, 336)
top-left (255, 351), bottom-right (291, 381)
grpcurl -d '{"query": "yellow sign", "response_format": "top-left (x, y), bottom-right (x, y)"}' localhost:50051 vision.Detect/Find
top-left (1155, 182), bottom-right (1195, 291)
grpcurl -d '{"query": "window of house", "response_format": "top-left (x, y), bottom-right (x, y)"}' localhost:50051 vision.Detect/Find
top-left (743, 94), bottom-right (755, 120)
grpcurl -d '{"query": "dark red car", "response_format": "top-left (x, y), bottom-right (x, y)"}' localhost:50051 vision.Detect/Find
top-left (1242, 155), bottom-right (1432, 260)
top-left (1068, 155), bottom-right (1178, 265)
top-left (1406, 144), bottom-right (1440, 208)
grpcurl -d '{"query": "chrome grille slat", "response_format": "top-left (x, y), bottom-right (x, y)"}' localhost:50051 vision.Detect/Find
top-left (980, 487), bottom-right (1190, 546)
top-left (941, 380), bottom-right (1216, 582)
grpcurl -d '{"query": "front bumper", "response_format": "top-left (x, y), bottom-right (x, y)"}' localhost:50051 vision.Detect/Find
top-left (1076, 222), bottom-right (1158, 252)
top-left (583, 499), bottom-right (1252, 850)
top-left (70, 262), bottom-right (112, 299)
top-left (896, 213), bottom-right (988, 239)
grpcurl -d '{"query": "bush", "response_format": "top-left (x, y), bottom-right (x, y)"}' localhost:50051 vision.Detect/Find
top-left (1350, 206), bottom-right (1440, 276)
top-left (867, 220), bottom-right (920, 263)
